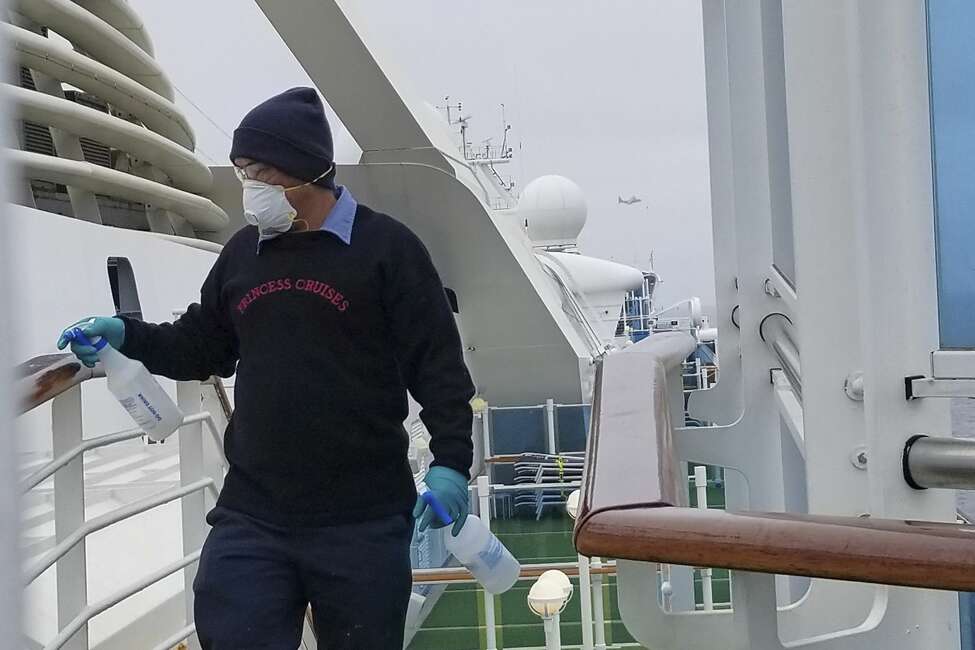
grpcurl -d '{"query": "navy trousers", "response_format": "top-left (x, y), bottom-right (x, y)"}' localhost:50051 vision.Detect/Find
top-left (193, 506), bottom-right (414, 649)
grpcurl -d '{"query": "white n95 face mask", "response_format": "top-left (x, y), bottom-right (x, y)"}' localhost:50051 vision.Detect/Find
top-left (241, 180), bottom-right (298, 237)
top-left (240, 164), bottom-right (334, 241)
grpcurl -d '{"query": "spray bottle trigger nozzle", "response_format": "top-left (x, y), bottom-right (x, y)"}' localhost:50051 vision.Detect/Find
top-left (66, 327), bottom-right (107, 351)
top-left (420, 488), bottom-right (454, 526)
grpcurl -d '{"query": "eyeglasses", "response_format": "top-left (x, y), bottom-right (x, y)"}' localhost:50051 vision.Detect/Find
top-left (233, 162), bottom-right (277, 184)
top-left (233, 162), bottom-right (334, 187)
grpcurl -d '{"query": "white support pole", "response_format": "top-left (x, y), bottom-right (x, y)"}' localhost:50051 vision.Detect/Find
top-left (177, 382), bottom-right (207, 649)
top-left (27, 70), bottom-right (103, 225)
top-left (577, 553), bottom-right (594, 650)
top-left (0, 55), bottom-right (21, 646)
top-left (591, 557), bottom-right (607, 650)
top-left (476, 475), bottom-right (497, 650)
top-left (693, 466), bottom-right (714, 611)
top-left (52, 386), bottom-right (89, 650)
top-left (482, 403), bottom-right (492, 462)
top-left (543, 614), bottom-right (562, 650)
top-left (660, 562), bottom-right (673, 613)
top-left (545, 398), bottom-right (557, 455)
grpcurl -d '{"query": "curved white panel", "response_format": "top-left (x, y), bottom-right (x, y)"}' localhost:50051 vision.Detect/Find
top-left (72, 0), bottom-right (155, 55)
top-left (8, 84), bottom-right (211, 194)
top-left (15, 0), bottom-right (174, 101)
top-left (13, 150), bottom-right (228, 231)
top-left (5, 23), bottom-right (193, 149)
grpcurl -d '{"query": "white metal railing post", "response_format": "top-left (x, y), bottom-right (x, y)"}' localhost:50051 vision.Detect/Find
top-left (177, 381), bottom-right (207, 646)
top-left (591, 556), bottom-right (607, 650)
top-left (476, 475), bottom-right (497, 650)
top-left (199, 386), bottom-right (227, 508)
top-left (578, 553), bottom-right (594, 650)
top-left (660, 562), bottom-right (673, 613)
top-left (51, 386), bottom-right (89, 650)
top-left (693, 466), bottom-right (714, 611)
top-left (545, 398), bottom-right (557, 455)
top-left (483, 404), bottom-right (492, 461)
top-left (543, 613), bottom-right (562, 650)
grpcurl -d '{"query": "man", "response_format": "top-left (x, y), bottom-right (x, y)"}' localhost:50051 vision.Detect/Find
top-left (58, 87), bottom-right (475, 649)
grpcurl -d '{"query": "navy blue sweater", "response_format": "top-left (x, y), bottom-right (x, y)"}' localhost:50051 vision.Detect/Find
top-left (120, 205), bottom-right (475, 525)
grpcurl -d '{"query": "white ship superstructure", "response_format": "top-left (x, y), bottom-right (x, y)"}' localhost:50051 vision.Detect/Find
top-left (3, 1), bottom-right (975, 650)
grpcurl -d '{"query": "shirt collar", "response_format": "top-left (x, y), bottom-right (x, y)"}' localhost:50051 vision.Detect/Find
top-left (320, 185), bottom-right (356, 245)
top-left (255, 185), bottom-right (357, 253)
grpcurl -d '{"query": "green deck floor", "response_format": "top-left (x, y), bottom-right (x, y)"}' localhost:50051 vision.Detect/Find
top-left (409, 471), bottom-right (730, 649)
top-left (408, 509), bottom-right (641, 649)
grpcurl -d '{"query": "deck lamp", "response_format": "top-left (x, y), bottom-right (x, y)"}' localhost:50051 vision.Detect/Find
top-left (528, 571), bottom-right (572, 650)
top-left (538, 569), bottom-right (573, 603)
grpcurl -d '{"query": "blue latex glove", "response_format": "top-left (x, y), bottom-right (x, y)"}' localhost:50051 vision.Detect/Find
top-left (57, 317), bottom-right (125, 368)
top-left (413, 466), bottom-right (469, 536)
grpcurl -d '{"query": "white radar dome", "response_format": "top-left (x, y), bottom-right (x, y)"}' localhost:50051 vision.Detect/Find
top-left (518, 175), bottom-right (587, 247)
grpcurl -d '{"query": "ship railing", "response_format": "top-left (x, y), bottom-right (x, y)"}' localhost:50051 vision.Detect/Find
top-left (15, 352), bottom-right (232, 650)
top-left (535, 253), bottom-right (609, 356)
top-left (412, 559), bottom-right (616, 585)
top-left (573, 331), bottom-right (975, 643)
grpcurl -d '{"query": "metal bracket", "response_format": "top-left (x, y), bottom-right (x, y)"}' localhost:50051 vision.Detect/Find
top-left (906, 375), bottom-right (975, 400)
top-left (905, 350), bottom-right (975, 399)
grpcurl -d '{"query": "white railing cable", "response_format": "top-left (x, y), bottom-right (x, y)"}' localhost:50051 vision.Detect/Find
top-left (43, 550), bottom-right (202, 650)
top-left (24, 477), bottom-right (213, 584)
top-left (21, 427), bottom-right (144, 492)
top-left (20, 411), bottom-right (220, 492)
top-left (149, 623), bottom-right (197, 650)
top-left (492, 482), bottom-right (581, 493)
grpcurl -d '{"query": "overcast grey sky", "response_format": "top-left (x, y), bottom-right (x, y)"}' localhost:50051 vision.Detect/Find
top-left (130, 0), bottom-right (715, 309)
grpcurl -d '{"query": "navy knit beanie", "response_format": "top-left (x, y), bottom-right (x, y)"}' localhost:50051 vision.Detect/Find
top-left (230, 87), bottom-right (335, 189)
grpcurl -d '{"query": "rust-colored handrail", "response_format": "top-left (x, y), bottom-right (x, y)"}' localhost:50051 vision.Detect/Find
top-left (573, 333), bottom-right (975, 592)
top-left (16, 353), bottom-right (234, 420)
top-left (15, 353), bottom-right (105, 415)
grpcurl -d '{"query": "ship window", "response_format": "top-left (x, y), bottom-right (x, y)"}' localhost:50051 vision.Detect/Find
top-left (107, 257), bottom-right (143, 320)
top-left (927, 0), bottom-right (975, 349)
top-left (444, 287), bottom-right (459, 313)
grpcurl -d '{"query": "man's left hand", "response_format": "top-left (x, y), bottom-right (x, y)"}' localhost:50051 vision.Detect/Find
top-left (413, 466), bottom-right (469, 536)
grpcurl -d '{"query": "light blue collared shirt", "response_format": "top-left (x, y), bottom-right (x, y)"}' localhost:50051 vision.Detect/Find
top-left (320, 185), bottom-right (356, 245)
top-left (256, 185), bottom-right (357, 253)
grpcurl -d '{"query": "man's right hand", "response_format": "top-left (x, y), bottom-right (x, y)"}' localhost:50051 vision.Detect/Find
top-left (57, 317), bottom-right (125, 367)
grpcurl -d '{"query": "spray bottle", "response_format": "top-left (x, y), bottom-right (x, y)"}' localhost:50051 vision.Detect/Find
top-left (64, 328), bottom-right (183, 441)
top-left (420, 487), bottom-right (520, 594)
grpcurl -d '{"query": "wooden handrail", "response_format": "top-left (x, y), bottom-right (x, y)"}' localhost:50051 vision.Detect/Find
top-left (15, 353), bottom-right (104, 415)
top-left (573, 332), bottom-right (975, 592)
top-left (16, 352), bottom-right (234, 420)
top-left (577, 332), bottom-right (696, 522)
top-left (575, 507), bottom-right (975, 592)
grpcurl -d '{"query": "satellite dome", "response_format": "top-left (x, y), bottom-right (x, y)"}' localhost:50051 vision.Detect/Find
top-left (518, 175), bottom-right (587, 247)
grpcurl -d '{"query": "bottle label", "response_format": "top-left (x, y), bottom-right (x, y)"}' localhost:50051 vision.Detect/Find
top-left (119, 394), bottom-right (159, 428)
top-left (137, 392), bottom-right (164, 422)
top-left (477, 536), bottom-right (505, 571)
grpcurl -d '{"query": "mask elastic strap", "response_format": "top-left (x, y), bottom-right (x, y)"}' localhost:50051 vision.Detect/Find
top-left (284, 164), bottom-right (334, 193)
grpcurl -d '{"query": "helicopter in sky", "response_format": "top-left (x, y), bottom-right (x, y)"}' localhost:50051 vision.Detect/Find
top-left (618, 195), bottom-right (643, 205)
